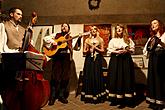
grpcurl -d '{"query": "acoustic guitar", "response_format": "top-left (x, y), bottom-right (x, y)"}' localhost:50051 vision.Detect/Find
top-left (43, 31), bottom-right (90, 57)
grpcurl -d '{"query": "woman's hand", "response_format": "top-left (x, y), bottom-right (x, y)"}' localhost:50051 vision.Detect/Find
top-left (117, 49), bottom-right (127, 54)
top-left (89, 45), bottom-right (95, 53)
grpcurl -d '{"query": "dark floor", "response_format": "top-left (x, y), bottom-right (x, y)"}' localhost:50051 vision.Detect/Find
top-left (41, 92), bottom-right (152, 110)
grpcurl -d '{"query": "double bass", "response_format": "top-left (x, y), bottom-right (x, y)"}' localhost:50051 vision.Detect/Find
top-left (2, 12), bottom-right (50, 110)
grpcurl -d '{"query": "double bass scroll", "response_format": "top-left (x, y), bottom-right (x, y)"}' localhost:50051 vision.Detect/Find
top-left (21, 11), bottom-right (38, 53)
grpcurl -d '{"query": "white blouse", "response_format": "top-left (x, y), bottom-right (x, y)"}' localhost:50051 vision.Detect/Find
top-left (107, 37), bottom-right (135, 55)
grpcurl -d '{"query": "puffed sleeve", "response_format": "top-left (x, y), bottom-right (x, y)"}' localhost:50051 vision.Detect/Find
top-left (43, 33), bottom-right (56, 49)
top-left (107, 38), bottom-right (115, 56)
top-left (160, 32), bottom-right (165, 44)
top-left (143, 37), bottom-right (151, 57)
top-left (129, 38), bottom-right (135, 52)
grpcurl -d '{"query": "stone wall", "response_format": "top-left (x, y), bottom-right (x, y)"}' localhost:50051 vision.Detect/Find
top-left (2, 0), bottom-right (165, 25)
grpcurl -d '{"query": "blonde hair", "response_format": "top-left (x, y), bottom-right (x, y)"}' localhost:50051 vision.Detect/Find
top-left (87, 26), bottom-right (103, 44)
top-left (115, 24), bottom-right (130, 45)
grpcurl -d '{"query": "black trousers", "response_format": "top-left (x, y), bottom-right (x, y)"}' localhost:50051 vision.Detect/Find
top-left (50, 53), bottom-right (71, 99)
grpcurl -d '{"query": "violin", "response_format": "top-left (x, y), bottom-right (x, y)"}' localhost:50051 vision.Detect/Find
top-left (147, 36), bottom-right (161, 52)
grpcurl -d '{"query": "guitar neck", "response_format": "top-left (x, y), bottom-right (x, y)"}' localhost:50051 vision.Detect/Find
top-left (61, 31), bottom-right (90, 43)
top-left (62, 35), bottom-right (79, 43)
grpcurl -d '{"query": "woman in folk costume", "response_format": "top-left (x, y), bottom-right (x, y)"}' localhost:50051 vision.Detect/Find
top-left (106, 24), bottom-right (136, 108)
top-left (81, 26), bottom-right (106, 104)
top-left (143, 19), bottom-right (165, 110)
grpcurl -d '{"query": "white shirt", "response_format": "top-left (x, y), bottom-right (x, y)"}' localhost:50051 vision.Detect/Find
top-left (0, 23), bottom-right (19, 53)
top-left (107, 37), bottom-right (135, 55)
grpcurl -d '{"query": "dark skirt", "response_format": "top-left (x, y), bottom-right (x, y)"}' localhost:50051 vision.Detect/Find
top-left (81, 53), bottom-right (106, 104)
top-left (106, 52), bottom-right (136, 100)
top-left (146, 48), bottom-right (165, 105)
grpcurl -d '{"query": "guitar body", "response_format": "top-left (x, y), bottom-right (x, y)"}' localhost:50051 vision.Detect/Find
top-left (43, 36), bottom-right (68, 57)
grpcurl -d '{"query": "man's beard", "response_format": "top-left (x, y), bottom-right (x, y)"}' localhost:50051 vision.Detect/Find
top-left (61, 32), bottom-right (68, 36)
top-left (17, 19), bottom-right (22, 24)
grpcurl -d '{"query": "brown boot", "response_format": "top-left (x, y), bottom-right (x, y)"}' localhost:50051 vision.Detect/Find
top-left (48, 97), bottom-right (56, 106)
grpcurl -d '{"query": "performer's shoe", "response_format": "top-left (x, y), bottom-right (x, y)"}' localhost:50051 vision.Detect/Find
top-left (156, 104), bottom-right (164, 110)
top-left (58, 97), bottom-right (68, 104)
top-left (48, 97), bottom-right (56, 106)
top-left (148, 103), bottom-right (157, 110)
top-left (109, 101), bottom-right (118, 106)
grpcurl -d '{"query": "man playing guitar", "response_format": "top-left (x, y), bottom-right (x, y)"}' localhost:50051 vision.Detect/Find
top-left (43, 23), bottom-right (79, 105)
